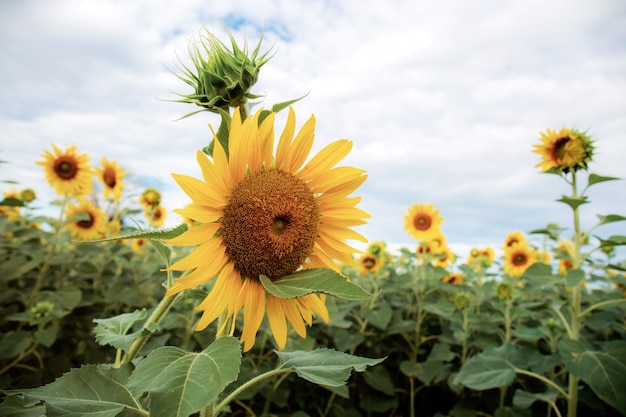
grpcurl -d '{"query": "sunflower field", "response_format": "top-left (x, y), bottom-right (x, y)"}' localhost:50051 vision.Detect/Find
top-left (1, 26), bottom-right (626, 417)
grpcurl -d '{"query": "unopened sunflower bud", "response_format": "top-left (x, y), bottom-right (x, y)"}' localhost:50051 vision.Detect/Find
top-left (171, 27), bottom-right (275, 115)
top-left (453, 292), bottom-right (471, 310)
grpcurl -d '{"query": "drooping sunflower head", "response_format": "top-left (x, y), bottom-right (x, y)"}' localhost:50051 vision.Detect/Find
top-left (503, 243), bottom-right (538, 278)
top-left (533, 128), bottom-right (594, 173)
top-left (404, 203), bottom-right (444, 242)
top-left (37, 144), bottom-right (94, 196)
top-left (165, 107), bottom-right (369, 351)
top-left (64, 200), bottom-right (106, 240)
top-left (97, 157), bottom-right (125, 202)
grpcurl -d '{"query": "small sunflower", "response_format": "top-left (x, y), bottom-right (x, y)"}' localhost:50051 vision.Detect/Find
top-left (504, 231), bottom-right (526, 250)
top-left (96, 157), bottom-right (125, 201)
top-left (503, 243), bottom-right (538, 278)
top-left (65, 200), bottom-right (106, 240)
top-left (404, 203), bottom-right (443, 242)
top-left (131, 238), bottom-right (147, 252)
top-left (533, 128), bottom-right (594, 173)
top-left (37, 144), bottom-right (93, 196)
top-left (442, 272), bottom-right (463, 285)
top-left (358, 254), bottom-right (382, 275)
top-left (166, 107), bottom-right (369, 351)
top-left (145, 205), bottom-right (166, 227)
top-left (140, 188), bottom-right (161, 208)
top-left (433, 245), bottom-right (455, 268)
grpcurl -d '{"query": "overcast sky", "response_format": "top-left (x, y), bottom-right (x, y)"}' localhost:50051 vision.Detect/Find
top-left (1, 0), bottom-right (625, 260)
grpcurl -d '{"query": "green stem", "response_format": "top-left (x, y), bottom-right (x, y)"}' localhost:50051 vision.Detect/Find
top-left (409, 375), bottom-right (415, 417)
top-left (121, 294), bottom-right (177, 364)
top-left (578, 298), bottom-right (626, 319)
top-left (567, 171), bottom-right (583, 417)
top-left (212, 368), bottom-right (294, 416)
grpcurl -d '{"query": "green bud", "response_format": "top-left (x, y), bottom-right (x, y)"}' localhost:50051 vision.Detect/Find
top-left (171, 26), bottom-right (275, 116)
top-left (453, 292), bottom-right (471, 310)
top-left (30, 301), bottom-right (55, 318)
top-left (496, 281), bottom-right (513, 300)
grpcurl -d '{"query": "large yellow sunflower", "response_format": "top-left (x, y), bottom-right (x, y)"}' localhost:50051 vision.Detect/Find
top-left (404, 203), bottom-right (443, 242)
top-left (533, 128), bottom-right (593, 173)
top-left (37, 144), bottom-right (93, 196)
top-left (503, 242), bottom-right (538, 278)
top-left (96, 157), bottom-right (125, 201)
top-left (65, 200), bottom-right (106, 240)
top-left (166, 107), bottom-right (369, 351)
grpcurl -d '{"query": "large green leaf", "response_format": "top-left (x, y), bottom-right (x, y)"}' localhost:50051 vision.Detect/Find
top-left (400, 360), bottom-right (450, 385)
top-left (275, 348), bottom-right (385, 387)
top-left (128, 337), bottom-right (241, 417)
top-left (556, 195), bottom-right (589, 210)
top-left (454, 345), bottom-right (518, 390)
top-left (260, 268), bottom-right (373, 300)
top-left (559, 339), bottom-right (626, 415)
top-left (93, 309), bottom-right (149, 351)
top-left (11, 365), bottom-right (143, 417)
top-left (513, 388), bottom-right (559, 408)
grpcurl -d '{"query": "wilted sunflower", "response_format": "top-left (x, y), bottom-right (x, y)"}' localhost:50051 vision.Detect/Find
top-left (65, 200), bottom-right (106, 240)
top-left (166, 107), bottom-right (369, 351)
top-left (96, 157), bottom-right (125, 201)
top-left (37, 144), bottom-right (93, 196)
top-left (404, 203), bottom-right (443, 242)
top-left (503, 243), bottom-right (538, 278)
top-left (533, 128), bottom-right (594, 173)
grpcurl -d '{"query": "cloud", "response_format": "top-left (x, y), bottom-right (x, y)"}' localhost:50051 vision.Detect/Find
top-left (1, 0), bottom-right (625, 260)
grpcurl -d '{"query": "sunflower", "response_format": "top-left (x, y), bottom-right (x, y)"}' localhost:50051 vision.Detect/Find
top-left (366, 241), bottom-right (387, 258)
top-left (504, 231), bottom-right (526, 250)
top-left (433, 245), bottom-right (456, 268)
top-left (166, 107), bottom-right (369, 351)
top-left (503, 243), bottom-right (538, 278)
top-left (358, 254), bottom-right (382, 275)
top-left (64, 200), bottom-right (106, 240)
top-left (533, 128), bottom-right (594, 173)
top-left (404, 203), bottom-right (443, 242)
top-left (442, 272), bottom-right (463, 285)
top-left (140, 188), bottom-right (161, 208)
top-left (96, 157), bottom-right (125, 201)
top-left (37, 144), bottom-right (93, 196)
top-left (131, 238), bottom-right (147, 252)
top-left (145, 205), bottom-right (166, 227)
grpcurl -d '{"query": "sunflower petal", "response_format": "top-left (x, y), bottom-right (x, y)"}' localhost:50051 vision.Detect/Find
top-left (276, 107), bottom-right (296, 170)
top-left (237, 280), bottom-right (266, 352)
top-left (165, 222), bottom-right (220, 246)
top-left (266, 295), bottom-right (288, 349)
top-left (173, 204), bottom-right (222, 224)
top-left (172, 174), bottom-right (224, 207)
top-left (286, 115), bottom-right (315, 173)
top-left (169, 237), bottom-right (226, 272)
top-left (197, 150), bottom-right (229, 198)
top-left (300, 139), bottom-right (352, 181)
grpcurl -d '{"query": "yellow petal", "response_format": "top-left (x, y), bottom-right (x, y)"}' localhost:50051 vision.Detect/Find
top-left (165, 222), bottom-right (220, 246)
top-left (196, 150), bottom-right (229, 198)
top-left (258, 112), bottom-right (275, 167)
top-left (266, 295), bottom-right (288, 349)
top-left (298, 294), bottom-right (329, 323)
top-left (286, 115), bottom-right (315, 173)
top-left (320, 173), bottom-right (368, 199)
top-left (237, 280), bottom-right (266, 352)
top-left (282, 298), bottom-right (307, 338)
top-left (169, 237), bottom-right (226, 272)
top-left (308, 167), bottom-right (366, 194)
top-left (299, 139), bottom-right (352, 181)
top-left (195, 265), bottom-right (241, 330)
top-left (173, 204), bottom-right (222, 224)
top-left (171, 174), bottom-right (224, 207)
top-left (276, 107), bottom-right (296, 170)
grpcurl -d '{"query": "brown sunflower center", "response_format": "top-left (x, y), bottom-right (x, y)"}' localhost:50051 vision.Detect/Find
top-left (512, 253), bottom-right (528, 266)
top-left (553, 137), bottom-right (571, 160)
top-left (54, 157), bottom-right (78, 180)
top-left (220, 168), bottom-right (319, 281)
top-left (413, 214), bottom-right (432, 231)
top-left (362, 256), bottom-right (376, 270)
top-left (77, 213), bottom-right (95, 229)
top-left (102, 167), bottom-right (117, 188)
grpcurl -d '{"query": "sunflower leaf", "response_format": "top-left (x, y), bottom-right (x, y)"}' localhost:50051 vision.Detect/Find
top-left (275, 348), bottom-right (385, 387)
top-left (556, 195), bottom-right (589, 210)
top-left (588, 173), bottom-right (620, 187)
top-left (271, 92), bottom-right (310, 113)
top-left (78, 223), bottom-right (188, 243)
top-left (596, 235), bottom-right (626, 248)
top-left (127, 337), bottom-right (241, 417)
top-left (93, 309), bottom-right (149, 351)
top-left (596, 214), bottom-right (626, 226)
top-left (260, 268), bottom-right (374, 300)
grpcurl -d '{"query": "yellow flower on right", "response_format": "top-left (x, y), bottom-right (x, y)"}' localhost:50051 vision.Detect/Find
top-left (533, 128), bottom-right (594, 173)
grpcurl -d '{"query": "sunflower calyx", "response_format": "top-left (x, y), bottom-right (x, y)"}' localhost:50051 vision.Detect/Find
top-left (170, 26), bottom-right (275, 117)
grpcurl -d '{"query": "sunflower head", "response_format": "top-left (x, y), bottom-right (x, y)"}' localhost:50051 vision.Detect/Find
top-left (165, 107), bottom-right (369, 351)
top-left (20, 188), bottom-right (36, 204)
top-left (504, 231), bottom-right (526, 250)
top-left (533, 128), bottom-right (594, 173)
top-left (171, 27), bottom-right (274, 115)
top-left (359, 254), bottom-right (382, 275)
top-left (140, 188), bottom-right (161, 208)
top-left (97, 157), bottom-right (125, 202)
top-left (404, 203), bottom-right (444, 242)
top-left (37, 144), bottom-right (94, 196)
top-left (442, 272), bottom-right (463, 285)
top-left (145, 205), bottom-right (166, 227)
top-left (453, 292), bottom-right (471, 310)
top-left (504, 243), bottom-right (538, 278)
top-left (64, 200), bottom-right (106, 240)
top-left (366, 241), bottom-right (387, 258)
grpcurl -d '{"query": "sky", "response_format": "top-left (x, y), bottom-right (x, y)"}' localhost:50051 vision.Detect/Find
top-left (1, 0), bottom-right (625, 262)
